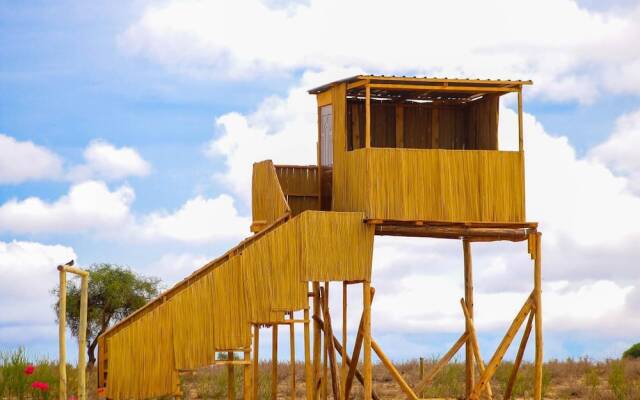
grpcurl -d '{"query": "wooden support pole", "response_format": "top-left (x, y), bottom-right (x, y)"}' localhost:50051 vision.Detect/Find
top-left (470, 295), bottom-right (534, 400)
top-left (518, 89), bottom-right (524, 152)
top-left (345, 287), bottom-right (375, 399)
top-left (304, 308), bottom-right (313, 400)
top-left (463, 239), bottom-right (474, 399)
top-left (395, 104), bottom-right (404, 148)
top-left (313, 316), bottom-right (381, 400)
top-left (534, 233), bottom-right (543, 400)
top-left (460, 299), bottom-right (493, 399)
top-left (228, 352), bottom-right (236, 400)
top-left (431, 108), bottom-right (439, 148)
top-left (504, 311), bottom-right (534, 400)
top-left (58, 269), bottom-right (67, 400)
top-left (289, 314), bottom-right (296, 400)
top-left (253, 325), bottom-right (260, 400)
top-left (362, 281), bottom-right (372, 400)
top-left (365, 85), bottom-right (371, 148)
top-left (419, 358), bottom-right (424, 380)
top-left (371, 339), bottom-right (418, 400)
top-left (272, 325), bottom-right (278, 400)
top-left (78, 274), bottom-right (89, 400)
top-left (341, 282), bottom-right (347, 399)
top-left (322, 283), bottom-right (328, 400)
top-left (312, 282), bottom-right (321, 400)
top-left (415, 333), bottom-right (468, 394)
top-left (244, 350), bottom-right (252, 400)
top-left (321, 285), bottom-right (341, 400)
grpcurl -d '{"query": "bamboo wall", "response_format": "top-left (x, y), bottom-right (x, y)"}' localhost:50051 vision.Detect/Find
top-left (275, 165), bottom-right (320, 215)
top-left (334, 148), bottom-right (525, 222)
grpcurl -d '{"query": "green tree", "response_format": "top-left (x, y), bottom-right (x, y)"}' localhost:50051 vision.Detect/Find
top-left (52, 263), bottom-right (161, 367)
top-left (623, 343), bottom-right (640, 359)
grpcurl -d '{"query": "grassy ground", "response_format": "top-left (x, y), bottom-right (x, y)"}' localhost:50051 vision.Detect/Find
top-left (2, 348), bottom-right (640, 399)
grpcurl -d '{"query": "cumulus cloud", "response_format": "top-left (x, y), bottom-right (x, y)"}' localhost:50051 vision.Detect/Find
top-left (0, 241), bottom-right (76, 344)
top-left (0, 134), bottom-right (63, 184)
top-left (68, 140), bottom-right (151, 181)
top-left (122, 0), bottom-right (640, 103)
top-left (0, 180), bottom-right (135, 234)
top-left (137, 194), bottom-right (250, 243)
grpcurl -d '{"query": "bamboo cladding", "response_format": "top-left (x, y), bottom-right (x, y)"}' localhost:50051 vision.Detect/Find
top-left (106, 305), bottom-right (178, 400)
top-left (275, 165), bottom-right (320, 216)
top-left (252, 160), bottom-right (290, 227)
top-left (103, 210), bottom-right (374, 398)
top-left (334, 148), bottom-right (525, 223)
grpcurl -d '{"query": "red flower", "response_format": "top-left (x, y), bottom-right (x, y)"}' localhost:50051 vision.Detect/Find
top-left (31, 381), bottom-right (49, 391)
top-left (24, 364), bottom-right (35, 375)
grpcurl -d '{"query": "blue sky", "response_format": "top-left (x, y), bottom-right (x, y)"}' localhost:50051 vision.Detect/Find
top-left (1, 0), bottom-right (640, 364)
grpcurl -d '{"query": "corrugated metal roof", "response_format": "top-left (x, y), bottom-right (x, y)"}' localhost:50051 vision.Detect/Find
top-left (308, 74), bottom-right (532, 94)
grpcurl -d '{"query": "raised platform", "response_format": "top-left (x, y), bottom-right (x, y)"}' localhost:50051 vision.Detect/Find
top-left (365, 218), bottom-right (538, 242)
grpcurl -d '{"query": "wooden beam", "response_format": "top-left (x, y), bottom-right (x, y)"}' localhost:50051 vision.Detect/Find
top-left (374, 225), bottom-right (529, 242)
top-left (347, 80), bottom-right (367, 90)
top-left (357, 75), bottom-right (533, 86)
top-left (470, 295), bottom-right (534, 400)
top-left (395, 104), bottom-right (404, 148)
top-left (518, 89), bottom-right (524, 152)
top-left (365, 85), bottom-right (371, 148)
top-left (463, 240), bottom-right (474, 400)
top-left (371, 339), bottom-right (418, 400)
top-left (431, 108), bottom-right (439, 148)
top-left (504, 311), bottom-right (534, 400)
top-left (272, 326), bottom-right (278, 400)
top-left (534, 233), bottom-right (543, 400)
top-left (369, 83), bottom-right (518, 93)
top-left (362, 281), bottom-right (373, 400)
top-left (414, 332), bottom-right (469, 394)
top-left (461, 299), bottom-right (493, 399)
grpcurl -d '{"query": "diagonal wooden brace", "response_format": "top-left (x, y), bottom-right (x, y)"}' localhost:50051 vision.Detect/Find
top-left (414, 332), bottom-right (469, 394)
top-left (470, 293), bottom-right (535, 400)
top-left (371, 339), bottom-right (418, 400)
top-left (460, 299), bottom-right (493, 399)
top-left (504, 310), bottom-right (535, 400)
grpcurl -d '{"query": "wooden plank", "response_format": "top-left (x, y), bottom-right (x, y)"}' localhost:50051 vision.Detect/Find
top-left (369, 83), bottom-right (518, 93)
top-left (470, 295), bottom-right (534, 400)
top-left (374, 225), bottom-right (530, 242)
top-left (504, 311), bottom-right (534, 400)
top-left (371, 339), bottom-right (418, 400)
top-left (357, 75), bottom-right (533, 86)
top-left (414, 332), bottom-right (468, 394)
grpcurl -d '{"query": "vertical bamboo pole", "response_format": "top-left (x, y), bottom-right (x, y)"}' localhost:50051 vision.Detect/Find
top-left (244, 350), bottom-right (252, 400)
top-left (365, 85), bottom-right (371, 148)
top-left (419, 357), bottom-right (424, 380)
top-left (463, 240), bottom-right (474, 399)
top-left (518, 88), bottom-right (524, 152)
top-left (304, 309), bottom-right (313, 400)
top-left (58, 268), bottom-right (67, 400)
top-left (322, 284), bottom-right (329, 400)
top-left (253, 325), bottom-right (260, 400)
top-left (290, 314), bottom-right (296, 400)
top-left (229, 352), bottom-right (236, 400)
top-left (395, 104), bottom-right (404, 148)
top-left (78, 275), bottom-right (89, 400)
top-left (534, 233), bottom-right (543, 400)
top-left (362, 281), bottom-right (372, 400)
top-left (272, 325), bottom-right (279, 400)
top-left (312, 283), bottom-right (321, 400)
top-left (341, 282), bottom-right (347, 398)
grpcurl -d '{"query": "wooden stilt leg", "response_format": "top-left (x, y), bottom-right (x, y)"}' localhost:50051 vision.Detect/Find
top-left (229, 352), bottom-right (236, 400)
top-left (534, 233), bottom-right (543, 400)
top-left (322, 283), bottom-right (330, 400)
top-left (321, 286), bottom-right (342, 400)
top-left (341, 282), bottom-right (347, 399)
top-left (312, 283), bottom-right (321, 400)
top-left (463, 239), bottom-right (474, 399)
top-left (304, 308), bottom-right (313, 400)
top-left (460, 299), bottom-right (493, 399)
top-left (345, 287), bottom-right (375, 400)
top-left (363, 281), bottom-right (372, 400)
top-left (253, 325), bottom-right (260, 400)
top-left (244, 350), bottom-right (252, 400)
top-left (272, 325), bottom-right (278, 400)
top-left (504, 311), bottom-right (534, 400)
top-left (290, 313), bottom-right (296, 400)
top-left (58, 269), bottom-right (67, 400)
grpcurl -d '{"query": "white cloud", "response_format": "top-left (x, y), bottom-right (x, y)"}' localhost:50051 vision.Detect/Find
top-left (123, 0), bottom-right (640, 102)
top-left (137, 194), bottom-right (250, 243)
top-left (143, 252), bottom-right (210, 286)
top-left (589, 109), bottom-right (640, 194)
top-left (0, 241), bottom-right (76, 344)
top-left (0, 180), bottom-right (135, 234)
top-left (0, 134), bottom-right (63, 184)
top-left (69, 140), bottom-right (151, 181)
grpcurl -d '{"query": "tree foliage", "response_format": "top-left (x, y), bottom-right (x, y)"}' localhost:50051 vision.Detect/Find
top-left (52, 263), bottom-right (161, 367)
top-left (623, 342), bottom-right (640, 359)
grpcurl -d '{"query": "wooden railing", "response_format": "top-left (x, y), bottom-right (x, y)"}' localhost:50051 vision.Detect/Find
top-left (334, 148), bottom-right (525, 223)
top-left (251, 160), bottom-right (291, 232)
top-left (274, 165), bottom-right (320, 216)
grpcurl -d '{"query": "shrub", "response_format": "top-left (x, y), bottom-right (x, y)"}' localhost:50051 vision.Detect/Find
top-left (608, 360), bottom-right (627, 400)
top-left (623, 343), bottom-right (640, 359)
